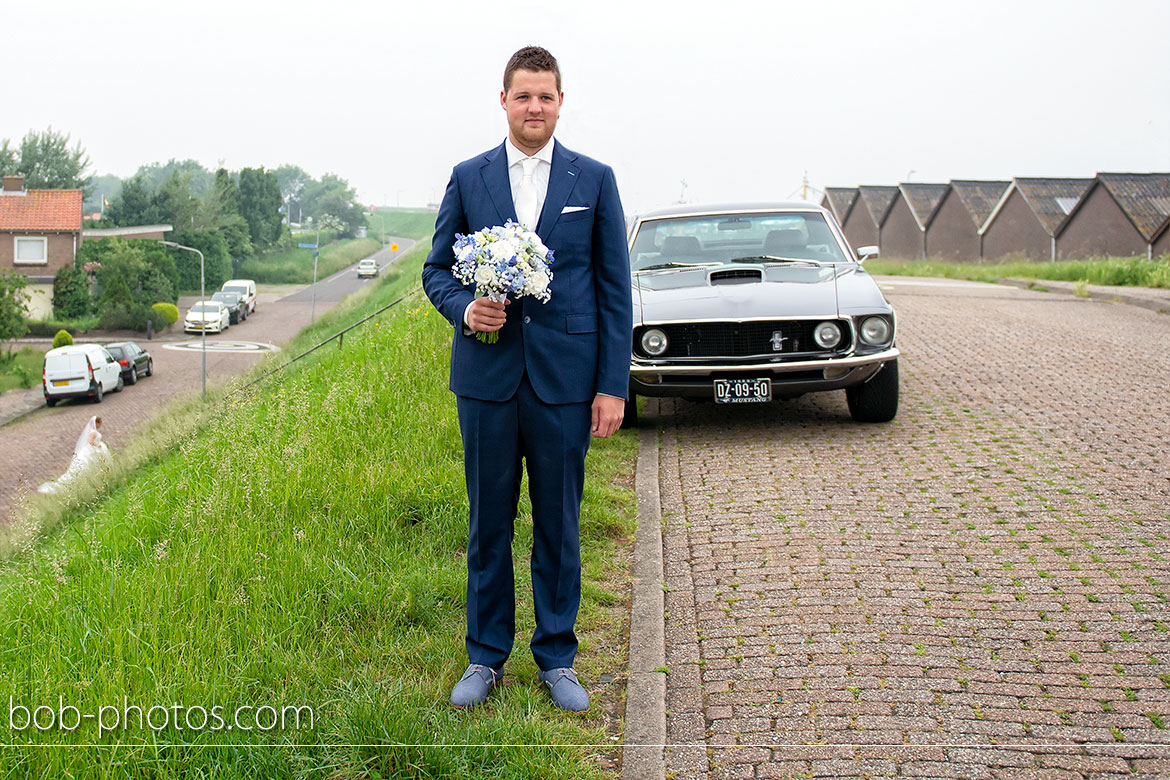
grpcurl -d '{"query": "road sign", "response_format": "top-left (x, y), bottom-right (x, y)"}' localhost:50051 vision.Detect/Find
top-left (298, 243), bottom-right (317, 249)
top-left (391, 243), bottom-right (398, 251)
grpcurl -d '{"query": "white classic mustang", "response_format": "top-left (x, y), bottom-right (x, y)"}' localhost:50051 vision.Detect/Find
top-left (625, 202), bottom-right (899, 425)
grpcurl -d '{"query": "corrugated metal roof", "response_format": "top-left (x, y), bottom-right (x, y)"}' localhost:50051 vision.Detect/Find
top-left (900, 184), bottom-right (950, 230)
top-left (950, 180), bottom-right (1010, 228)
top-left (823, 187), bottom-right (858, 224)
top-left (1096, 173), bottom-right (1170, 240)
top-left (1013, 178), bottom-right (1094, 236)
top-left (857, 185), bottom-right (899, 227)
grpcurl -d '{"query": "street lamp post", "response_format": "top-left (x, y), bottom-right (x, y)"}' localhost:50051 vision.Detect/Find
top-left (159, 240), bottom-right (207, 399)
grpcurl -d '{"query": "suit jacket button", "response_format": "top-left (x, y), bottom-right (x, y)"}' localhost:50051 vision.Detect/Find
top-left (523, 316), bottom-right (531, 324)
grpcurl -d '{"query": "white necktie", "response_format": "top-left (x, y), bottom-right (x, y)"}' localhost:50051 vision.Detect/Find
top-left (515, 157), bottom-right (540, 230)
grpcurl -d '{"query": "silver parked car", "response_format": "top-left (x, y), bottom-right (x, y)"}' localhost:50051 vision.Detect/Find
top-left (625, 202), bottom-right (899, 424)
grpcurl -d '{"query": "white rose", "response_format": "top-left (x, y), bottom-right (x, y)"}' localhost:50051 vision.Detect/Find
top-left (530, 271), bottom-right (549, 293)
top-left (474, 265), bottom-right (497, 286)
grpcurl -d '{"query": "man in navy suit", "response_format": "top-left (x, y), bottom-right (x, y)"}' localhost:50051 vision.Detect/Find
top-left (421, 46), bottom-right (632, 711)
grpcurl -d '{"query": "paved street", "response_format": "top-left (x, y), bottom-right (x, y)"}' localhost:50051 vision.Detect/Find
top-left (655, 279), bottom-right (1170, 778)
top-left (0, 240), bottom-right (413, 522)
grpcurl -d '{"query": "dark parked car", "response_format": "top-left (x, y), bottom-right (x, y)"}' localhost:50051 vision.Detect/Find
top-left (624, 202), bottom-right (899, 425)
top-left (103, 341), bottom-right (154, 385)
top-left (210, 291), bottom-right (246, 324)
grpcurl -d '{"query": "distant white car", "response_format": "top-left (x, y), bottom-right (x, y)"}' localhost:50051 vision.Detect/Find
top-left (42, 344), bottom-right (124, 406)
top-left (356, 259), bottom-right (379, 278)
top-left (184, 301), bottom-right (231, 334)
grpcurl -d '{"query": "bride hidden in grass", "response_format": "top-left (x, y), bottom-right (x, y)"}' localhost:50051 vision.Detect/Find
top-left (37, 415), bottom-right (112, 494)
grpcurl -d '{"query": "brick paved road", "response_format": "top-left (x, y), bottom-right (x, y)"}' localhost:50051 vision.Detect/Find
top-left (0, 240), bottom-right (413, 522)
top-left (657, 279), bottom-right (1170, 778)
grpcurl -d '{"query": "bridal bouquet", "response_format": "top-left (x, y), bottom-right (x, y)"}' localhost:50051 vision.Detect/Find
top-left (452, 220), bottom-right (555, 343)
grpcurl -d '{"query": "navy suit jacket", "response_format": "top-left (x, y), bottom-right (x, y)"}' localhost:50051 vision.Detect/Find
top-left (422, 141), bottom-right (632, 405)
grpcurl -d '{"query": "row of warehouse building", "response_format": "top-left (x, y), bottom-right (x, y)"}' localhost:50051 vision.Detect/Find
top-left (821, 173), bottom-right (1170, 263)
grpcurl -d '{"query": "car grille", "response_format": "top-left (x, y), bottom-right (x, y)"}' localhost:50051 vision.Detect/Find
top-left (639, 320), bottom-right (852, 359)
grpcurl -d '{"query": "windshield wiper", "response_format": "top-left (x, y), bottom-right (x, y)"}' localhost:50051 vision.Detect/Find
top-left (729, 255), bottom-right (827, 266)
top-left (634, 261), bottom-right (720, 272)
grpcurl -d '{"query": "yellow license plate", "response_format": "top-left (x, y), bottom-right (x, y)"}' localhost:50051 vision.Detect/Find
top-left (52, 380), bottom-right (69, 386)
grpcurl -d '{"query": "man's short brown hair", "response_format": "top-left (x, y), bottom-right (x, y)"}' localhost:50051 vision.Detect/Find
top-left (503, 46), bottom-right (561, 93)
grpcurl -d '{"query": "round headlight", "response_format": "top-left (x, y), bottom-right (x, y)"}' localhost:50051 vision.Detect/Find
top-left (813, 321), bottom-right (842, 349)
top-left (641, 328), bottom-right (669, 356)
top-left (860, 316), bottom-right (891, 345)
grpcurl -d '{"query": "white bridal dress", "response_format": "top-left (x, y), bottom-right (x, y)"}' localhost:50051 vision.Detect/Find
top-left (37, 416), bottom-right (111, 494)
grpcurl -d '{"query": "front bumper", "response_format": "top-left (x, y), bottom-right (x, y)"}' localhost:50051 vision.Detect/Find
top-left (630, 346), bottom-right (899, 399)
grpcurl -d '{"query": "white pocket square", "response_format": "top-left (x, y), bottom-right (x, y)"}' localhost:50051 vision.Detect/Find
top-left (561, 205), bottom-right (590, 214)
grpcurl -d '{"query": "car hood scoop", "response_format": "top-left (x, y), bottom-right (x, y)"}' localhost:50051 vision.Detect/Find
top-left (708, 268), bottom-right (763, 285)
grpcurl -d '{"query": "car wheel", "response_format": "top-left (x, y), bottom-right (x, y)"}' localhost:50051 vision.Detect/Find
top-left (115, 375), bottom-right (125, 392)
top-left (621, 394), bottom-right (639, 429)
top-left (93, 383), bottom-right (103, 403)
top-left (46, 397), bottom-right (57, 408)
top-left (146, 359), bottom-right (153, 377)
top-left (846, 359), bottom-right (899, 423)
top-left (127, 366), bottom-right (138, 385)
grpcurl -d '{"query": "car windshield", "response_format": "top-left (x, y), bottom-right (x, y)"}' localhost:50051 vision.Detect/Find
top-left (212, 293), bottom-right (238, 303)
top-left (191, 304), bottom-right (219, 313)
top-left (106, 346), bottom-right (124, 358)
top-left (630, 212), bottom-right (851, 272)
top-left (223, 286), bottom-right (247, 296)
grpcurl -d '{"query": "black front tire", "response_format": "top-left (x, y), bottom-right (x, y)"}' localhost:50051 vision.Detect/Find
top-left (846, 359), bottom-right (899, 423)
top-left (127, 367), bottom-right (138, 385)
top-left (93, 383), bottom-right (103, 404)
top-left (621, 394), bottom-right (639, 429)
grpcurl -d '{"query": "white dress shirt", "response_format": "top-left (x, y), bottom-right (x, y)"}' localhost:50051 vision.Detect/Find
top-left (505, 137), bottom-right (555, 226)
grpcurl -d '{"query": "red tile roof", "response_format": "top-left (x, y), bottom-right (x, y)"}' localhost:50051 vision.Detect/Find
top-left (0, 189), bottom-right (83, 232)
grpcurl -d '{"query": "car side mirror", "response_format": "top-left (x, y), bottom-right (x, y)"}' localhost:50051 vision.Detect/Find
top-left (856, 245), bottom-right (879, 263)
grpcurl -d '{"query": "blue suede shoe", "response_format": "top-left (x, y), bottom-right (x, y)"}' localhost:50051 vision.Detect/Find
top-left (450, 664), bottom-right (500, 708)
top-left (538, 667), bottom-right (589, 712)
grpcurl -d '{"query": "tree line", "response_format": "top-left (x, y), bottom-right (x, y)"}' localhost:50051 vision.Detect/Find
top-left (1, 128), bottom-right (370, 335)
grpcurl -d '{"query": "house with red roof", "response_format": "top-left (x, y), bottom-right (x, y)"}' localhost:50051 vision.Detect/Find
top-left (0, 174), bottom-right (83, 282)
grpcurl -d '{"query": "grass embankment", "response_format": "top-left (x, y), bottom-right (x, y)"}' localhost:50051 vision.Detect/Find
top-left (0, 243), bottom-right (636, 778)
top-left (866, 254), bottom-right (1170, 288)
top-left (235, 237), bottom-right (383, 285)
top-left (0, 346), bottom-right (45, 394)
top-left (370, 208), bottom-right (438, 241)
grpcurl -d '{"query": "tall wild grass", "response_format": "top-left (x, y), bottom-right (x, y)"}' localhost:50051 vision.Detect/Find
top-left (0, 243), bottom-right (635, 778)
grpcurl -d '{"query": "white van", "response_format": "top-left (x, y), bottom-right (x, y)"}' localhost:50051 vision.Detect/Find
top-left (42, 344), bottom-right (124, 406)
top-left (221, 279), bottom-right (257, 314)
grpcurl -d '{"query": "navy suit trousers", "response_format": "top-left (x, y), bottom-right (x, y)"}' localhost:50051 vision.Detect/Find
top-left (456, 372), bottom-right (592, 672)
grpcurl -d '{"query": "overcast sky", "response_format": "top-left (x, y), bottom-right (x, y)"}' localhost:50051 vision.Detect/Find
top-left (5, 0), bottom-right (1168, 214)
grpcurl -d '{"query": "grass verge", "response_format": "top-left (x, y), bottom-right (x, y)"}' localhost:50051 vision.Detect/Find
top-left (0, 346), bottom-right (46, 394)
top-left (235, 237), bottom-right (383, 285)
top-left (866, 255), bottom-right (1170, 288)
top-left (0, 242), bottom-right (636, 777)
top-left (369, 208), bottom-right (438, 241)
